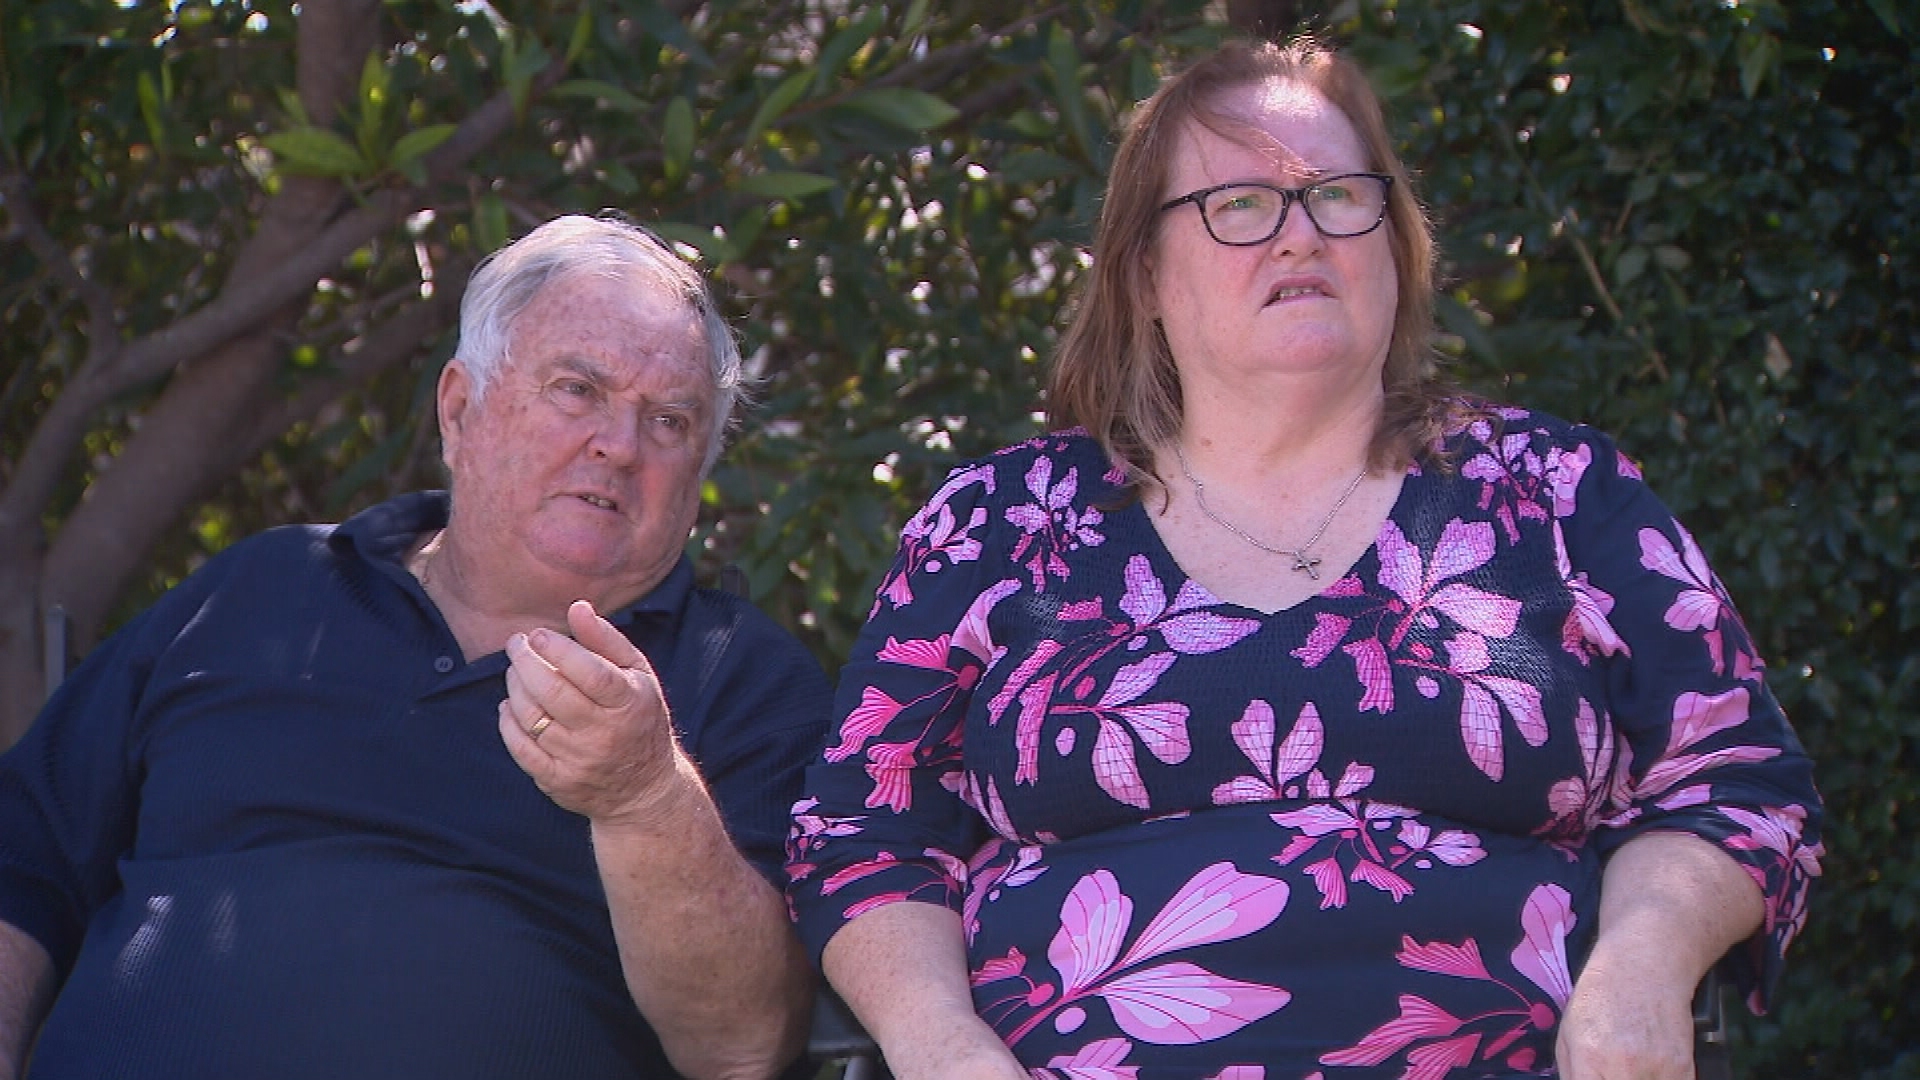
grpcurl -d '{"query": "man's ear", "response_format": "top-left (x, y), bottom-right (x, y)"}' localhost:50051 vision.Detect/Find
top-left (437, 361), bottom-right (475, 472)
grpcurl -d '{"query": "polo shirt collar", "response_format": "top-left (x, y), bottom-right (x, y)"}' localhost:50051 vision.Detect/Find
top-left (328, 490), bottom-right (694, 624)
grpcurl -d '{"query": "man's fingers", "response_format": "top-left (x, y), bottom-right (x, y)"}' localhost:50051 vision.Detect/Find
top-left (505, 631), bottom-right (601, 729)
top-left (567, 600), bottom-right (650, 673)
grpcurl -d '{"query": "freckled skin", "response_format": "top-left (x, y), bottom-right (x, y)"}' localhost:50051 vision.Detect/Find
top-left (437, 271), bottom-right (714, 618)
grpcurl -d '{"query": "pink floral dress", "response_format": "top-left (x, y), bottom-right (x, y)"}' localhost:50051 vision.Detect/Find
top-left (785, 407), bottom-right (1822, 1079)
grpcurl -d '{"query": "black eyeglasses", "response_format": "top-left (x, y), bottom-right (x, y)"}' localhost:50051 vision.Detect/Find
top-left (1158, 173), bottom-right (1394, 245)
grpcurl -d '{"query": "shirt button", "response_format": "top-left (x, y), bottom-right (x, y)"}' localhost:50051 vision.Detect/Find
top-left (433, 655), bottom-right (455, 673)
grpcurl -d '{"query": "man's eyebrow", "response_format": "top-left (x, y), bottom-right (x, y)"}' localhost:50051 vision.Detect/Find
top-left (549, 356), bottom-right (614, 382)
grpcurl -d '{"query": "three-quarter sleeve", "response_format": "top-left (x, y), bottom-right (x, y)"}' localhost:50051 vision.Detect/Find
top-left (785, 461), bottom-right (1009, 964)
top-left (1557, 426), bottom-right (1823, 1010)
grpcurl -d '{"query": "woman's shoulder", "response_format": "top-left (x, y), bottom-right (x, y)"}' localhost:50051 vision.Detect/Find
top-left (1434, 397), bottom-right (1632, 474)
top-left (935, 428), bottom-right (1128, 505)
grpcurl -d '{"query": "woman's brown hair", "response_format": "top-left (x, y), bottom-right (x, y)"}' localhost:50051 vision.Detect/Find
top-left (1046, 37), bottom-right (1449, 490)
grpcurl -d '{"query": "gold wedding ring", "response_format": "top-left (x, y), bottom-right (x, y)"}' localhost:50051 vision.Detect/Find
top-left (527, 710), bottom-right (553, 740)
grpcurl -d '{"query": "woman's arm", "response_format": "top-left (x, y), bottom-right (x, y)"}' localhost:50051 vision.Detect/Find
top-left (822, 902), bottom-right (1027, 1080)
top-left (1555, 831), bottom-right (1764, 1080)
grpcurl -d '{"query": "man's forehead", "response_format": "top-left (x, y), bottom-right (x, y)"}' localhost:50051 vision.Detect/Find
top-left (508, 277), bottom-right (708, 380)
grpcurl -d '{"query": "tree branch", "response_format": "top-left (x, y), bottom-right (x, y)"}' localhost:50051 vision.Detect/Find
top-left (0, 168), bottom-right (118, 354)
top-left (0, 54), bottom-right (569, 551)
top-left (240, 269), bottom-right (466, 453)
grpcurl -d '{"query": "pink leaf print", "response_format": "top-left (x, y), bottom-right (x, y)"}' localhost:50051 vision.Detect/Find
top-left (863, 741), bottom-right (917, 812)
top-left (1169, 579), bottom-right (1218, 615)
top-left (1375, 521), bottom-right (1426, 606)
top-left (962, 774), bottom-right (1019, 842)
top-left (1554, 521), bottom-right (1628, 662)
top-left (1213, 775), bottom-right (1281, 805)
top-left (1321, 995), bottom-right (1464, 1066)
top-left (1006, 504), bottom-right (1049, 532)
top-left (1668, 687), bottom-right (1752, 753)
top-left (1405, 1033), bottom-right (1482, 1080)
top-left (1014, 673), bottom-right (1060, 785)
top-left (1483, 676), bottom-right (1548, 747)
top-left (1396, 936), bottom-right (1491, 979)
top-left (989, 640), bottom-right (1064, 726)
top-left (1059, 598), bottom-right (1106, 622)
top-left (1343, 638), bottom-right (1395, 713)
top-left (1038, 1037), bottom-right (1137, 1080)
top-left (1101, 653), bottom-right (1178, 708)
top-left (1544, 443), bottom-right (1591, 517)
top-left (1510, 883), bottom-right (1576, 1008)
top-left (1119, 556), bottom-right (1168, 626)
top-left (1638, 743), bottom-right (1781, 801)
top-left (1113, 702), bottom-right (1192, 766)
top-left (1228, 700), bottom-right (1277, 782)
top-left (1430, 583), bottom-right (1522, 639)
top-left (1304, 857), bottom-right (1349, 909)
top-left (1157, 611), bottom-right (1262, 655)
top-left (1331, 761), bottom-right (1375, 798)
top-left (1273, 834), bottom-right (1319, 866)
top-left (842, 890), bottom-right (914, 921)
top-left (973, 946), bottom-right (1028, 986)
top-left (1282, 699), bottom-right (1328, 772)
top-left (1049, 870), bottom-right (1133, 994)
top-left (1444, 632), bottom-right (1491, 674)
top-left (1292, 612), bottom-right (1352, 667)
top-left (1459, 681), bottom-right (1506, 780)
top-left (821, 853), bottom-right (898, 896)
top-left (1722, 805), bottom-right (1816, 862)
top-left (1428, 519), bottom-right (1498, 584)
top-left (953, 579), bottom-right (1024, 665)
top-left (1092, 717), bottom-right (1149, 808)
top-left (877, 634), bottom-right (952, 669)
top-left (1204, 1069), bottom-right (1266, 1080)
top-left (829, 686), bottom-right (906, 762)
top-left (1095, 962), bottom-right (1291, 1045)
top-left (1665, 589), bottom-right (1722, 633)
top-left (1119, 863), bottom-right (1290, 967)
top-left (1349, 859), bottom-right (1414, 902)
top-left (1268, 701), bottom-right (1325, 787)
top-left (1270, 805), bottom-right (1362, 837)
top-left (1213, 700), bottom-right (1326, 806)
top-left (1398, 821), bottom-right (1487, 867)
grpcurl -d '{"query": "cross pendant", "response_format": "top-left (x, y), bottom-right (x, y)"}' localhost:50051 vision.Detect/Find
top-left (1287, 549), bottom-right (1322, 579)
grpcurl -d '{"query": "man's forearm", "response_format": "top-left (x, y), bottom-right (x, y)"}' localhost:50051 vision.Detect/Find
top-left (590, 754), bottom-right (812, 1080)
top-left (0, 921), bottom-right (55, 1080)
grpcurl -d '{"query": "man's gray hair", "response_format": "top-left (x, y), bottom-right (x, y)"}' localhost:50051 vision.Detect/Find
top-left (454, 214), bottom-right (746, 470)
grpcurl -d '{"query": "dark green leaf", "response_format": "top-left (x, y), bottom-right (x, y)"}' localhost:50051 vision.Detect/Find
top-left (263, 127), bottom-right (368, 176)
top-left (663, 96), bottom-right (695, 177)
top-left (745, 71), bottom-right (813, 147)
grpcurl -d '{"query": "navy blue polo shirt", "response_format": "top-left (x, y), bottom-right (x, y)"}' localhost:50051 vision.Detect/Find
top-left (0, 492), bottom-right (831, 1079)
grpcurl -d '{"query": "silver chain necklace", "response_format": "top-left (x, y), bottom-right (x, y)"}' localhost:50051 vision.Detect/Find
top-left (1175, 446), bottom-right (1368, 580)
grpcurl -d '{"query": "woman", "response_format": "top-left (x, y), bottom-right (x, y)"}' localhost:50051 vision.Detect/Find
top-left (786, 38), bottom-right (1821, 1080)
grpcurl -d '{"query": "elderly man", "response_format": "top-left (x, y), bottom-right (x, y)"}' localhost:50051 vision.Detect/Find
top-left (0, 216), bottom-right (829, 1079)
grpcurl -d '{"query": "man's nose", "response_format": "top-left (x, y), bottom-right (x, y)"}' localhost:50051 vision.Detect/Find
top-left (586, 409), bottom-right (645, 464)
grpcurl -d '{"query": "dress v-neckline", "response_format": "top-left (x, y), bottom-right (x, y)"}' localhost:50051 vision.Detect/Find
top-left (1134, 466), bottom-right (1416, 619)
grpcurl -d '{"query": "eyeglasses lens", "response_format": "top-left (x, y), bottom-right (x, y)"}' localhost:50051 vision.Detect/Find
top-left (1202, 176), bottom-right (1387, 242)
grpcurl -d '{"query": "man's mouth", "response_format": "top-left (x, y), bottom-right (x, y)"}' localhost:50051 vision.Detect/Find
top-left (575, 494), bottom-right (619, 511)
